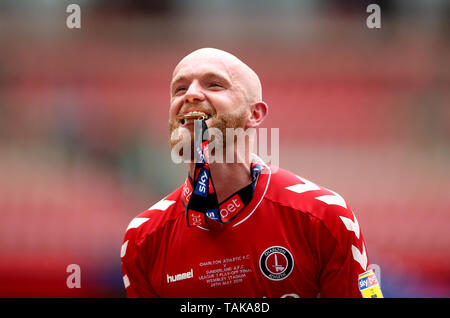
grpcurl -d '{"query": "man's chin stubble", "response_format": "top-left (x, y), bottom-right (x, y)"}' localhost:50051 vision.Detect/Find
top-left (168, 110), bottom-right (249, 162)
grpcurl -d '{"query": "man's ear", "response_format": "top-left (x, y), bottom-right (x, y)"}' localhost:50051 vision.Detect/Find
top-left (246, 101), bottom-right (268, 128)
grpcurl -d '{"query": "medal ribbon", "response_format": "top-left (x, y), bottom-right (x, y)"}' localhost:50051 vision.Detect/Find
top-left (182, 119), bottom-right (263, 227)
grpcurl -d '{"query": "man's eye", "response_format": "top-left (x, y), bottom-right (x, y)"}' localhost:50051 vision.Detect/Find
top-left (174, 87), bottom-right (186, 94)
top-left (209, 82), bottom-right (223, 89)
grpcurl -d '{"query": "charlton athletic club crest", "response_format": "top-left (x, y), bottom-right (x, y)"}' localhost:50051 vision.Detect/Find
top-left (259, 246), bottom-right (294, 281)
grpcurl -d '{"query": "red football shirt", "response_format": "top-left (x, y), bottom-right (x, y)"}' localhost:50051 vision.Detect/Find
top-left (121, 163), bottom-right (380, 298)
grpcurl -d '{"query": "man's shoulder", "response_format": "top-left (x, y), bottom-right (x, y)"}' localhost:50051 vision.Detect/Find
top-left (265, 166), bottom-right (355, 225)
top-left (123, 186), bottom-right (184, 241)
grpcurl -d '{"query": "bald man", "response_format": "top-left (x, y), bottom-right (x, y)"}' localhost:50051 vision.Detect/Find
top-left (121, 48), bottom-right (382, 298)
top-left (169, 48), bottom-right (268, 204)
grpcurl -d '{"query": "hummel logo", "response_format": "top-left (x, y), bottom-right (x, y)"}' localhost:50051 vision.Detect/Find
top-left (167, 269), bottom-right (194, 283)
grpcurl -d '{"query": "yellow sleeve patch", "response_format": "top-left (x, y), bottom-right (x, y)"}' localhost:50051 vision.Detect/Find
top-left (358, 270), bottom-right (384, 298)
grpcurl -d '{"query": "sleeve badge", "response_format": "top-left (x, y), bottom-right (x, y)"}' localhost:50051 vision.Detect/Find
top-left (358, 269), bottom-right (383, 298)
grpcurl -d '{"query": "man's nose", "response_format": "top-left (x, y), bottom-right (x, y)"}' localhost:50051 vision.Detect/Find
top-left (184, 81), bottom-right (205, 104)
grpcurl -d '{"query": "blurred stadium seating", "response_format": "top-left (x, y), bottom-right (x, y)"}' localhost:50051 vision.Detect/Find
top-left (0, 0), bottom-right (449, 297)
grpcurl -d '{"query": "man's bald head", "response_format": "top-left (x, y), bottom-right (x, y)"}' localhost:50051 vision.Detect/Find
top-left (172, 48), bottom-right (262, 104)
top-left (169, 48), bottom-right (268, 161)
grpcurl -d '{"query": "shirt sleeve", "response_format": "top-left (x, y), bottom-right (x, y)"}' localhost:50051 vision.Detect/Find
top-left (121, 219), bottom-right (159, 298)
top-left (315, 204), bottom-right (381, 298)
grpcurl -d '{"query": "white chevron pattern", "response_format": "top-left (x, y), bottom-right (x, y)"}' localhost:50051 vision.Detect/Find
top-left (285, 176), bottom-right (347, 209)
top-left (148, 199), bottom-right (176, 211)
top-left (351, 243), bottom-right (367, 271)
top-left (124, 199), bottom-right (175, 233)
top-left (123, 274), bottom-right (130, 288)
top-left (339, 213), bottom-right (360, 239)
top-left (126, 217), bottom-right (150, 231)
top-left (286, 176), bottom-right (367, 271)
top-left (285, 176), bottom-right (321, 194)
top-left (121, 240), bottom-right (129, 258)
top-left (316, 189), bottom-right (347, 209)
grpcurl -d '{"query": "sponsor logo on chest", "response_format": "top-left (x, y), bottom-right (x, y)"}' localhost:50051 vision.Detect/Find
top-left (219, 194), bottom-right (244, 222)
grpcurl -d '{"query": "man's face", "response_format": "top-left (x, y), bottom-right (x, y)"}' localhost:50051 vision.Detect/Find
top-left (168, 52), bottom-right (250, 151)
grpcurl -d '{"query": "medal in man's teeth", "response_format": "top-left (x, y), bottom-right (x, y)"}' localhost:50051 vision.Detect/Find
top-left (177, 111), bottom-right (209, 125)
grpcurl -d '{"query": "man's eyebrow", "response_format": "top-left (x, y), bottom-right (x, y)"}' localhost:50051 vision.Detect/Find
top-left (171, 71), bottom-right (231, 87)
top-left (171, 75), bottom-right (187, 87)
top-left (202, 71), bottom-right (230, 82)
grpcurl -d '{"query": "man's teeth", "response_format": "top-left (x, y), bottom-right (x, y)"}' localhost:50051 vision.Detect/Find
top-left (178, 111), bottom-right (210, 124)
top-left (184, 117), bottom-right (206, 124)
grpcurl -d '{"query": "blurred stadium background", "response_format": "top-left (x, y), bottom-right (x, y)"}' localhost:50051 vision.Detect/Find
top-left (0, 0), bottom-right (449, 297)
